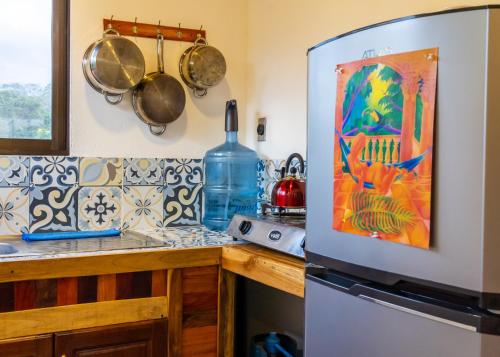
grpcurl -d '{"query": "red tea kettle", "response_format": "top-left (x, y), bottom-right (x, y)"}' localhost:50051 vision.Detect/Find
top-left (271, 153), bottom-right (306, 208)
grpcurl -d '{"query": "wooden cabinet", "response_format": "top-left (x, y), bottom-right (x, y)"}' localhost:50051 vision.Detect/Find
top-left (0, 334), bottom-right (53, 357)
top-left (54, 319), bottom-right (168, 357)
top-left (0, 320), bottom-right (167, 357)
top-left (0, 319), bottom-right (168, 357)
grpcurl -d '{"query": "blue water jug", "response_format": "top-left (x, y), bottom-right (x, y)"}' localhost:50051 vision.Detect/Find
top-left (202, 99), bottom-right (258, 231)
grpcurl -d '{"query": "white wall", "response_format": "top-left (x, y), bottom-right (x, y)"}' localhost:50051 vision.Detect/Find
top-left (245, 0), bottom-right (490, 159)
top-left (71, 0), bottom-right (491, 159)
top-left (70, 0), bottom-right (248, 158)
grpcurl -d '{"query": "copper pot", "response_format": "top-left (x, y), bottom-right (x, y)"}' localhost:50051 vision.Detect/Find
top-left (271, 153), bottom-right (306, 208)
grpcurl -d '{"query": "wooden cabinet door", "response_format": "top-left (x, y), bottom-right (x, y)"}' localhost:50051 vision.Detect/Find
top-left (54, 319), bottom-right (168, 357)
top-left (0, 334), bottom-right (53, 357)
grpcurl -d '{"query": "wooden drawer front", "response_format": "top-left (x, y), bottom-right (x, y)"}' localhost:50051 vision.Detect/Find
top-left (0, 334), bottom-right (52, 357)
top-left (0, 270), bottom-right (168, 313)
top-left (55, 319), bottom-right (168, 357)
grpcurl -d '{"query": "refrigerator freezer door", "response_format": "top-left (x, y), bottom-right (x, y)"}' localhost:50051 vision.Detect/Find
top-left (305, 278), bottom-right (500, 357)
top-left (306, 8), bottom-right (499, 293)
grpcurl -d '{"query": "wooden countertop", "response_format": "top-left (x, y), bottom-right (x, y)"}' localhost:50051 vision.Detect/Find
top-left (0, 243), bottom-right (305, 298)
top-left (0, 236), bottom-right (305, 355)
top-left (0, 246), bottom-right (223, 283)
top-left (222, 244), bottom-right (305, 298)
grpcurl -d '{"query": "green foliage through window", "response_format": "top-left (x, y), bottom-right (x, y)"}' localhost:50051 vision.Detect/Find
top-left (0, 0), bottom-right (53, 141)
top-left (0, 84), bottom-right (52, 140)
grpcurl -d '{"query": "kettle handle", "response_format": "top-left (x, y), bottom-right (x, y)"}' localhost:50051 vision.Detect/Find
top-left (275, 167), bottom-right (286, 179)
top-left (285, 153), bottom-right (305, 176)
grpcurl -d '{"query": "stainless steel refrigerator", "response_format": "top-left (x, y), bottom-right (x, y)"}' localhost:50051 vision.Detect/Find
top-left (305, 6), bottom-right (500, 357)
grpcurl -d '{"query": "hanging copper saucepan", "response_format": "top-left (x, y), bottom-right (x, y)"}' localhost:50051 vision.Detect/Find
top-left (82, 28), bottom-right (145, 105)
top-left (132, 33), bottom-right (186, 135)
top-left (179, 36), bottom-right (226, 97)
top-left (271, 153), bottom-right (306, 208)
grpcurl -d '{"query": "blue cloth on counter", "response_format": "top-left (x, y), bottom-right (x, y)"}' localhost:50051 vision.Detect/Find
top-left (22, 229), bottom-right (121, 241)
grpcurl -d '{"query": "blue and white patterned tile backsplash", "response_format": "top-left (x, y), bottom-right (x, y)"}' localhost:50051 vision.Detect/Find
top-left (79, 158), bottom-right (123, 186)
top-left (0, 156), bottom-right (305, 236)
top-left (164, 159), bottom-right (203, 185)
top-left (30, 184), bottom-right (79, 233)
top-left (0, 187), bottom-right (29, 234)
top-left (0, 156), bottom-right (29, 187)
top-left (123, 158), bottom-right (163, 186)
top-left (122, 185), bottom-right (164, 230)
top-left (30, 156), bottom-right (79, 187)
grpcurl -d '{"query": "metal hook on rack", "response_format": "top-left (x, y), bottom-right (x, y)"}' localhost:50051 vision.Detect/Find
top-left (107, 15), bottom-right (114, 29)
top-left (176, 23), bottom-right (182, 39)
top-left (132, 17), bottom-right (138, 34)
top-left (197, 25), bottom-right (203, 39)
top-left (157, 20), bottom-right (161, 35)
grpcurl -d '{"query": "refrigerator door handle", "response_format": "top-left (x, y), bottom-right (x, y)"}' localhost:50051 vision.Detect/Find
top-left (358, 294), bottom-right (477, 332)
top-left (306, 270), bottom-right (490, 334)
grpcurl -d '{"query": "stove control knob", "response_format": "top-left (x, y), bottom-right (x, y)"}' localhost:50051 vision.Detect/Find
top-left (239, 220), bottom-right (252, 235)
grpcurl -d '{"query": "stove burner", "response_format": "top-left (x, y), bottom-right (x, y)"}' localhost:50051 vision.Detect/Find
top-left (258, 203), bottom-right (306, 229)
top-left (227, 213), bottom-right (306, 259)
top-left (261, 202), bottom-right (306, 218)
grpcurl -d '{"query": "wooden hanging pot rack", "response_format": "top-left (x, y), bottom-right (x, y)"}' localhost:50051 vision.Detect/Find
top-left (102, 18), bottom-right (206, 42)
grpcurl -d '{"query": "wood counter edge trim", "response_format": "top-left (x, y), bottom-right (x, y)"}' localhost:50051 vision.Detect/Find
top-left (221, 246), bottom-right (305, 298)
top-left (226, 245), bottom-right (305, 268)
top-left (167, 269), bottom-right (183, 357)
top-left (0, 247), bottom-right (222, 283)
top-left (0, 296), bottom-right (168, 341)
top-left (217, 268), bottom-right (235, 357)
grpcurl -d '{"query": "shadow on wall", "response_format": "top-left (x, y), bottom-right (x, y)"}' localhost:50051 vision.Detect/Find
top-left (84, 85), bottom-right (132, 133)
top-left (84, 84), bottom-right (189, 144)
top-left (188, 78), bottom-right (231, 118)
top-left (155, 109), bottom-right (188, 143)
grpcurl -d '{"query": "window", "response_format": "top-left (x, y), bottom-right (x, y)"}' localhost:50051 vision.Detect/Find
top-left (0, 0), bottom-right (69, 155)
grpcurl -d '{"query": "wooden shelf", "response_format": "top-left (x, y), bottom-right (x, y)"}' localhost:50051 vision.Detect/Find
top-left (103, 18), bottom-right (206, 42)
top-left (221, 244), bottom-right (305, 298)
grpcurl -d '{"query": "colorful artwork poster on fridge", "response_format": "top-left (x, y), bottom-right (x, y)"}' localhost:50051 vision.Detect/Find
top-left (333, 48), bottom-right (438, 249)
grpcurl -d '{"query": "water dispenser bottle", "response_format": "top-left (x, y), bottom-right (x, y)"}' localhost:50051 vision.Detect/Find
top-left (202, 99), bottom-right (258, 231)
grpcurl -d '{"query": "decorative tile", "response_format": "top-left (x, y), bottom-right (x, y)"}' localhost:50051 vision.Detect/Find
top-left (164, 159), bottom-right (203, 185)
top-left (79, 158), bottom-right (123, 186)
top-left (257, 159), bottom-right (266, 202)
top-left (78, 187), bottom-right (121, 230)
top-left (164, 183), bottom-right (202, 227)
top-left (30, 156), bottom-right (79, 187)
top-left (266, 159), bottom-right (286, 180)
top-left (261, 159), bottom-right (285, 203)
top-left (290, 157), bottom-right (307, 177)
top-left (0, 188), bottom-right (29, 234)
top-left (123, 158), bottom-right (163, 186)
top-left (29, 185), bottom-right (78, 232)
top-left (122, 186), bottom-right (163, 230)
top-left (0, 156), bottom-right (29, 187)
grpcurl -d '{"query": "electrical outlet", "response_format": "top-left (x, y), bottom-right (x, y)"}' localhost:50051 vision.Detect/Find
top-left (257, 117), bottom-right (266, 142)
